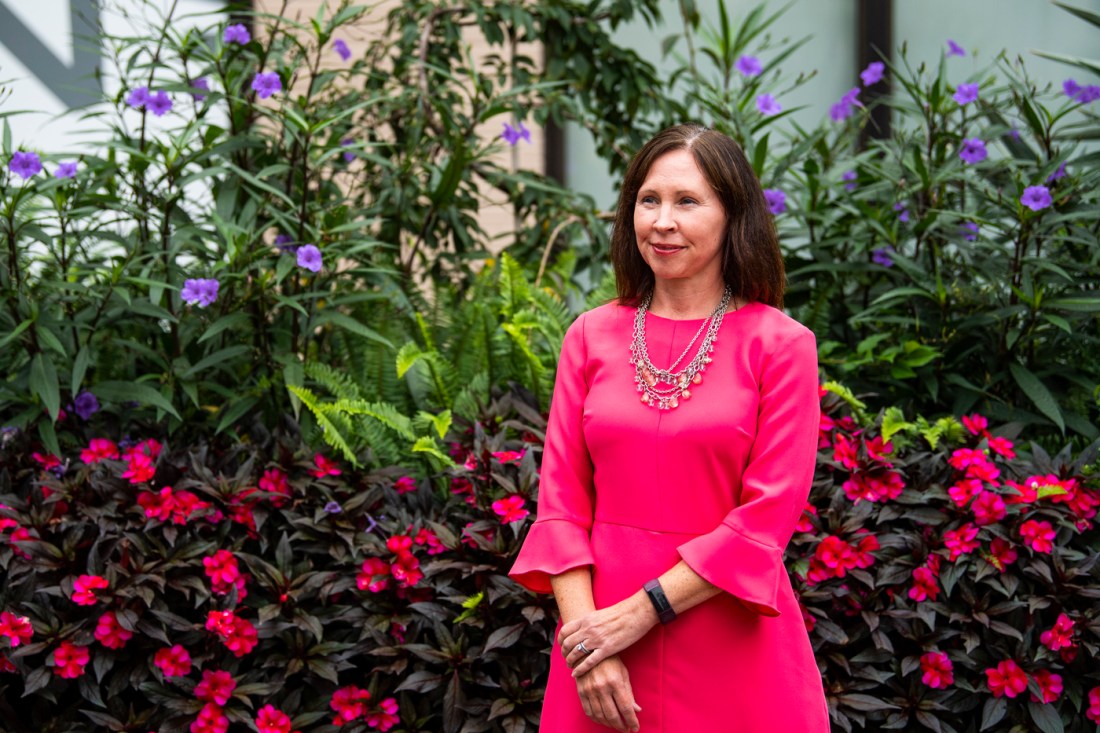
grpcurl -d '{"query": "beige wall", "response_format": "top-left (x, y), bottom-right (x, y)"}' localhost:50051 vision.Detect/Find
top-left (254, 0), bottom-right (545, 253)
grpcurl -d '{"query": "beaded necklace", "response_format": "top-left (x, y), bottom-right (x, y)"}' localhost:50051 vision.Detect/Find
top-left (630, 287), bottom-right (733, 410)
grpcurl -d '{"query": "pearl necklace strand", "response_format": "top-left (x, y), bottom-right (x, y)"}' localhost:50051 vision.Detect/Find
top-left (630, 287), bottom-right (733, 410)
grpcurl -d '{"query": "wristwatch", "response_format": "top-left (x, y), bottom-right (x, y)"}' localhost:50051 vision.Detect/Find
top-left (643, 578), bottom-right (677, 625)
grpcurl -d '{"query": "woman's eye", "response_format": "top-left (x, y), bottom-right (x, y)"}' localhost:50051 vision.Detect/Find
top-left (680, 197), bottom-right (697, 206)
top-left (639, 196), bottom-right (657, 205)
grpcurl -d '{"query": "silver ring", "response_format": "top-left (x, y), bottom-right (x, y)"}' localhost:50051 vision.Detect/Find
top-left (575, 641), bottom-right (593, 655)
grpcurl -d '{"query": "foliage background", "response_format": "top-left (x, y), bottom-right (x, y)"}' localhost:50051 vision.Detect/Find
top-left (1, 1), bottom-right (1099, 732)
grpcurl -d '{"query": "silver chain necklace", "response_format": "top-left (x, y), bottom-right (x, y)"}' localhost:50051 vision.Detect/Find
top-left (630, 287), bottom-right (733, 410)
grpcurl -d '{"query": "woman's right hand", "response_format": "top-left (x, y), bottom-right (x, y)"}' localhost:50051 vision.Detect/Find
top-left (575, 654), bottom-right (642, 732)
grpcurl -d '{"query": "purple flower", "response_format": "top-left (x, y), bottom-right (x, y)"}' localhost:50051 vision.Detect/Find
top-left (947, 39), bottom-right (966, 57)
top-left (1007, 127), bottom-right (1021, 141)
top-left (1077, 85), bottom-right (1100, 104)
top-left (953, 83), bottom-right (979, 105)
top-left (324, 501), bottom-right (342, 514)
top-left (756, 94), bottom-right (781, 116)
top-left (73, 391), bottom-right (100, 421)
top-left (333, 39), bottom-right (351, 61)
top-left (763, 188), bottom-right (786, 215)
top-left (340, 138), bottom-right (356, 162)
top-left (872, 246), bottom-right (895, 267)
top-left (181, 278), bottom-right (220, 307)
top-left (1047, 162), bottom-right (1067, 183)
top-left (251, 72), bottom-right (282, 99)
top-left (274, 234), bottom-right (297, 252)
top-left (9, 151), bottom-right (42, 180)
top-left (736, 55), bottom-right (763, 77)
top-left (860, 61), bottom-right (885, 86)
top-left (191, 77), bottom-right (209, 101)
top-left (958, 138), bottom-right (987, 164)
top-left (297, 244), bottom-right (322, 272)
top-left (501, 121), bottom-right (531, 146)
top-left (55, 161), bottom-right (78, 179)
top-left (960, 221), bottom-right (980, 241)
top-left (1063, 78), bottom-right (1081, 99)
top-left (841, 170), bottom-right (857, 191)
top-left (224, 24), bottom-right (251, 45)
top-left (894, 202), bottom-right (910, 223)
top-left (147, 90), bottom-right (173, 117)
top-left (126, 86), bottom-right (150, 109)
top-left (830, 87), bottom-right (862, 122)
top-left (364, 513), bottom-right (378, 533)
top-left (1020, 185), bottom-right (1052, 212)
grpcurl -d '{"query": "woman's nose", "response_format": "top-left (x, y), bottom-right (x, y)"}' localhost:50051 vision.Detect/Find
top-left (654, 205), bottom-right (676, 231)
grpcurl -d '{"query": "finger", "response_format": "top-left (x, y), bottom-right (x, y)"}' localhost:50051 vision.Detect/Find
top-left (616, 690), bottom-right (641, 732)
top-left (572, 649), bottom-right (603, 678)
top-left (599, 690), bottom-right (628, 732)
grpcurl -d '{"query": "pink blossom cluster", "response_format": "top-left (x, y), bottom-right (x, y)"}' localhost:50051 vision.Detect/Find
top-left (205, 609), bottom-right (258, 657)
top-left (203, 549), bottom-right (249, 600)
top-left (826, 422), bottom-right (906, 504)
top-left (805, 533), bottom-right (877, 584)
top-left (138, 486), bottom-right (209, 524)
top-left (330, 685), bottom-right (400, 730)
top-left (357, 534), bottom-right (425, 592)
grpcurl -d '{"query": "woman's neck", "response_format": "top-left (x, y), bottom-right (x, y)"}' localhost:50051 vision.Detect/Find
top-left (648, 280), bottom-right (729, 319)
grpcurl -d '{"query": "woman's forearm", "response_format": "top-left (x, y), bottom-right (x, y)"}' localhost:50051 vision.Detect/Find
top-left (549, 566), bottom-right (597, 625)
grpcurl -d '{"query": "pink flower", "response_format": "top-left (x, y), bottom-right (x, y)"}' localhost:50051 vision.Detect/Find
top-left (390, 552), bottom-right (423, 587)
top-left (258, 469), bottom-right (291, 505)
top-left (255, 704), bottom-right (293, 733)
top-left (842, 468), bottom-right (905, 503)
top-left (0, 611), bottom-right (34, 646)
top-left (195, 669), bottom-right (237, 705)
top-left (961, 413), bottom-right (988, 435)
top-left (450, 477), bottom-right (475, 504)
top-left (491, 449), bottom-right (525, 463)
top-left (394, 476), bottom-right (417, 494)
top-left (190, 702), bottom-right (229, 733)
top-left (852, 533), bottom-right (878, 568)
top-left (865, 436), bottom-right (893, 463)
top-left (32, 452), bottom-right (62, 470)
top-left (123, 438), bottom-right (162, 460)
top-left (138, 487), bottom-right (175, 521)
top-left (52, 640), bottom-right (90, 678)
top-left (985, 537), bottom-right (1017, 572)
top-left (492, 494), bottom-right (529, 523)
top-left (309, 453), bottom-right (342, 478)
top-left (832, 432), bottom-right (859, 469)
top-left (203, 550), bottom-right (248, 599)
top-left (920, 651), bottom-right (954, 689)
top-left (331, 685), bottom-right (371, 725)
top-left (1086, 687), bottom-right (1100, 723)
top-left (80, 438), bottom-right (119, 463)
top-left (413, 527), bottom-right (446, 555)
top-left (987, 436), bottom-right (1015, 459)
top-left (1019, 519), bottom-right (1056, 553)
top-left (206, 610), bottom-right (236, 637)
top-left (1031, 669), bottom-right (1062, 703)
top-left (94, 611), bottom-right (133, 649)
top-left (805, 535), bottom-right (861, 583)
top-left (947, 478), bottom-right (984, 507)
top-left (122, 452), bottom-right (156, 483)
top-left (971, 491), bottom-right (1006, 526)
top-left (365, 698), bottom-right (400, 731)
top-left (949, 447), bottom-right (986, 471)
top-left (153, 644), bottom-right (192, 677)
top-left (357, 558), bottom-right (392, 592)
top-left (943, 523), bottom-right (980, 560)
top-left (794, 504), bottom-right (817, 533)
top-left (1039, 613), bottom-right (1074, 651)
top-left (908, 566), bottom-right (939, 602)
top-left (985, 659), bottom-right (1028, 698)
top-left (72, 574), bottom-right (109, 605)
top-left (224, 616), bottom-right (258, 656)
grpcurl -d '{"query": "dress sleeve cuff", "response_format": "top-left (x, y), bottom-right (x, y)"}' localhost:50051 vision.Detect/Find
top-left (508, 519), bottom-right (595, 594)
top-left (677, 523), bottom-right (783, 617)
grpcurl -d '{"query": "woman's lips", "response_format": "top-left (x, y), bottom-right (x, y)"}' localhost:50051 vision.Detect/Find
top-left (651, 243), bottom-right (685, 254)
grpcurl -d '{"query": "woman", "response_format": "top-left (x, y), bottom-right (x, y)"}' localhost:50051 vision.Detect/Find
top-left (509, 124), bottom-right (828, 732)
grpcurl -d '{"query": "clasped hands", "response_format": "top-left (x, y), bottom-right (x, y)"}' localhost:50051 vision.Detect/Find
top-left (557, 594), bottom-right (657, 732)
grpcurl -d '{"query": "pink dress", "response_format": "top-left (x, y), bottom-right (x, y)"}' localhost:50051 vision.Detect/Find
top-left (509, 301), bottom-right (829, 732)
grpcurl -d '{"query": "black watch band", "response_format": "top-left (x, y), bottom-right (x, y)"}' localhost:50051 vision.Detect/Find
top-left (643, 579), bottom-right (677, 625)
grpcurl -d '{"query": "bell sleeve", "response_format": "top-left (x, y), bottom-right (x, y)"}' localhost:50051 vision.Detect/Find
top-left (508, 313), bottom-right (596, 594)
top-left (677, 325), bottom-right (820, 616)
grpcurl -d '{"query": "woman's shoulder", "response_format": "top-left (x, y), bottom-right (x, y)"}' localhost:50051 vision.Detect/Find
top-left (737, 301), bottom-right (816, 347)
top-left (565, 300), bottom-right (633, 337)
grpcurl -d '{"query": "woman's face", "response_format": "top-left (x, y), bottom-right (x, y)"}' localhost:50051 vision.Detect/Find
top-left (633, 148), bottom-right (727, 292)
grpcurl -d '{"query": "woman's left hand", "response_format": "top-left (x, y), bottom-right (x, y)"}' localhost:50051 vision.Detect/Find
top-left (559, 593), bottom-right (657, 678)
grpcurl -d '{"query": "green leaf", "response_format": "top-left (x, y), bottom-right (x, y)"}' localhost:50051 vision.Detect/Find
top-left (411, 436), bottom-right (455, 465)
top-left (1007, 363), bottom-right (1065, 432)
top-left (1026, 702), bottom-right (1064, 733)
top-left (312, 311), bottom-right (393, 348)
top-left (880, 407), bottom-right (913, 443)
top-left (980, 696), bottom-right (1007, 731)
top-left (92, 380), bottom-right (181, 420)
top-left (181, 345), bottom-right (251, 378)
top-left (70, 345), bottom-right (91, 396)
top-left (29, 353), bottom-right (60, 421)
top-left (199, 312), bottom-right (251, 343)
top-left (482, 623), bottom-right (526, 654)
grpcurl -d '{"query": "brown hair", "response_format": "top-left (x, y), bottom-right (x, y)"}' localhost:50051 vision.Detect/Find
top-left (609, 124), bottom-right (785, 308)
